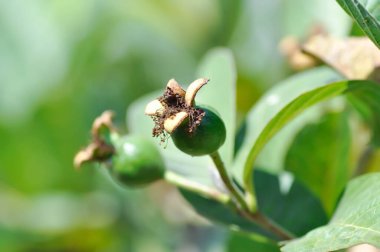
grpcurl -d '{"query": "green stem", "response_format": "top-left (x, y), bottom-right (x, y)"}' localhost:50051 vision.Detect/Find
top-left (209, 151), bottom-right (249, 211)
top-left (210, 151), bottom-right (294, 240)
top-left (164, 171), bottom-right (231, 205)
top-left (165, 153), bottom-right (293, 240)
top-left (241, 211), bottom-right (295, 240)
top-left (245, 179), bottom-right (258, 213)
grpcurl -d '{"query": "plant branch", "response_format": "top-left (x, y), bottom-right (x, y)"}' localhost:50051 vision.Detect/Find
top-left (209, 151), bottom-right (249, 211)
top-left (164, 170), bottom-right (231, 205)
top-left (165, 151), bottom-right (294, 240)
top-left (209, 151), bottom-right (294, 240)
top-left (241, 211), bottom-right (295, 240)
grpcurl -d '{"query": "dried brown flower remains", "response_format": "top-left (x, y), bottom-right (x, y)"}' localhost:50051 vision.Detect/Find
top-left (145, 78), bottom-right (209, 143)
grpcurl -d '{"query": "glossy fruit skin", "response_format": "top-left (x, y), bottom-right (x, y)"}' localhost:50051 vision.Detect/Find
top-left (111, 135), bottom-right (165, 187)
top-left (171, 106), bottom-right (226, 156)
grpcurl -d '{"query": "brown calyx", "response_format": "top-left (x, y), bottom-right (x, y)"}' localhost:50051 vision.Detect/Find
top-left (150, 87), bottom-right (205, 143)
top-left (74, 110), bottom-right (116, 169)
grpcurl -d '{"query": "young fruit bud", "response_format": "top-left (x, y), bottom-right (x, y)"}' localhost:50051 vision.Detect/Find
top-left (145, 78), bottom-right (227, 156)
top-left (75, 111), bottom-right (165, 188)
top-left (171, 106), bottom-right (226, 156)
top-left (111, 135), bottom-right (165, 187)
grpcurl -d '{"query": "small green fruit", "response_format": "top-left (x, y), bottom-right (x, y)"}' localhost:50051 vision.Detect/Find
top-left (171, 106), bottom-right (226, 156)
top-left (111, 135), bottom-right (165, 187)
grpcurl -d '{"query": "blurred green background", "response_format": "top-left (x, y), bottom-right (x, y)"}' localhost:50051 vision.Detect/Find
top-left (0, 0), bottom-right (351, 251)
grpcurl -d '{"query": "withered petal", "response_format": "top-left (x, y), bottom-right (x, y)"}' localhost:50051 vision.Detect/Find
top-left (145, 99), bottom-right (165, 116)
top-left (73, 143), bottom-right (98, 169)
top-left (164, 111), bottom-right (188, 133)
top-left (167, 79), bottom-right (186, 97)
top-left (185, 78), bottom-right (209, 106)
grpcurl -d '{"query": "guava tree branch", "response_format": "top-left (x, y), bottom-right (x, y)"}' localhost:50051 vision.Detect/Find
top-left (164, 171), bottom-right (231, 204)
top-left (210, 151), bottom-right (295, 240)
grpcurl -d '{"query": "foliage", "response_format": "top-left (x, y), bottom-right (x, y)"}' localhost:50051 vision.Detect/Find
top-left (2, 0), bottom-right (380, 251)
top-left (126, 45), bottom-right (380, 250)
top-left (282, 173), bottom-right (380, 251)
top-left (337, 0), bottom-right (380, 48)
top-left (124, 0), bottom-right (380, 250)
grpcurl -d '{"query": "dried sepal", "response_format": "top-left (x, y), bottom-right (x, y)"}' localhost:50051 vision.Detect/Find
top-left (73, 141), bottom-right (114, 169)
top-left (91, 110), bottom-right (116, 139)
top-left (145, 78), bottom-right (210, 142)
top-left (74, 110), bottom-right (117, 169)
top-left (145, 99), bottom-right (165, 116)
top-left (185, 78), bottom-right (209, 106)
top-left (166, 79), bottom-right (186, 97)
top-left (164, 111), bottom-right (188, 133)
top-left (74, 143), bottom-right (98, 169)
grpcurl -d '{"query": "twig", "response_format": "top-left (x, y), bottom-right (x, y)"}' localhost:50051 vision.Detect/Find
top-left (164, 170), bottom-right (231, 204)
top-left (209, 151), bottom-right (249, 211)
top-left (210, 151), bottom-right (295, 240)
top-left (240, 211), bottom-right (296, 240)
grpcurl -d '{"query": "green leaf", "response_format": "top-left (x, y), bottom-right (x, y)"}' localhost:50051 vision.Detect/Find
top-left (0, 227), bottom-right (41, 251)
top-left (227, 231), bottom-right (280, 252)
top-left (234, 69), bottom-right (380, 209)
top-left (127, 48), bottom-right (236, 187)
top-left (179, 169), bottom-right (327, 240)
top-left (233, 67), bottom-right (343, 183)
top-left (255, 170), bottom-right (328, 237)
top-left (337, 0), bottom-right (380, 49)
top-left (347, 83), bottom-right (380, 146)
top-left (195, 48), bottom-right (236, 167)
top-left (282, 172), bottom-right (380, 252)
top-left (285, 112), bottom-right (351, 215)
top-left (250, 103), bottom-right (330, 175)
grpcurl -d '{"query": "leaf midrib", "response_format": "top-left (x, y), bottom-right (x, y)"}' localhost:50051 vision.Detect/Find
top-left (335, 223), bottom-right (380, 235)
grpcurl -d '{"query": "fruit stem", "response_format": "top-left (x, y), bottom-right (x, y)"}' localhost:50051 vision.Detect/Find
top-left (164, 171), bottom-right (231, 205)
top-left (209, 151), bottom-right (249, 211)
top-left (209, 151), bottom-right (294, 240)
top-left (241, 211), bottom-right (296, 240)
